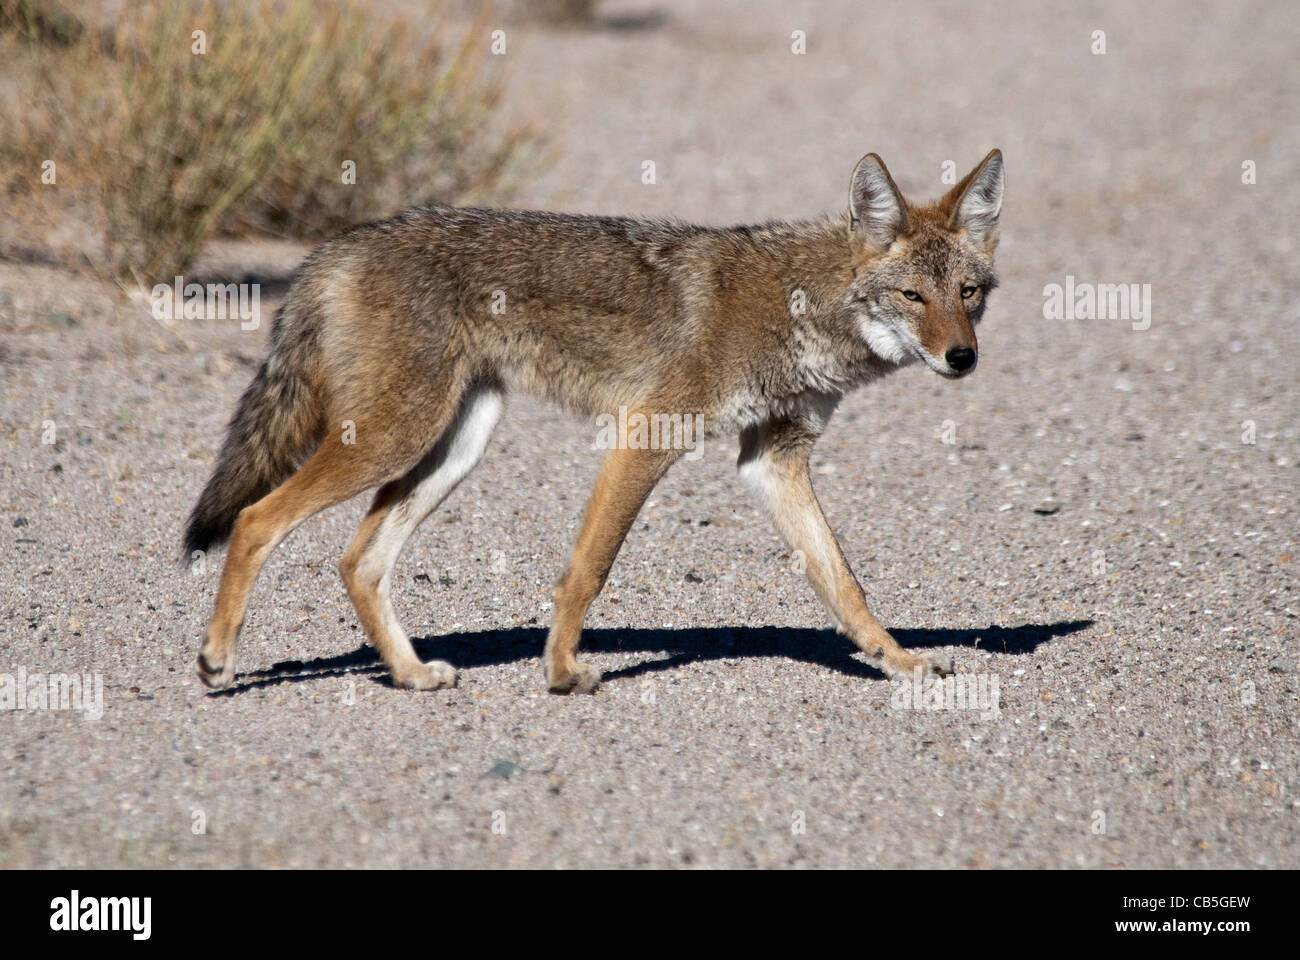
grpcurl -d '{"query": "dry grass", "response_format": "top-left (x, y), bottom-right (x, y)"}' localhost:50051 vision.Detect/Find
top-left (0, 0), bottom-right (544, 284)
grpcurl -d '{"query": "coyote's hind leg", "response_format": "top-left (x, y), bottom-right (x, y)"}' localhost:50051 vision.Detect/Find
top-left (340, 384), bottom-right (504, 690)
top-left (197, 377), bottom-right (471, 691)
top-left (197, 437), bottom-right (426, 689)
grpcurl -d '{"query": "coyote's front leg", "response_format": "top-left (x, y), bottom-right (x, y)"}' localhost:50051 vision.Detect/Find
top-left (545, 444), bottom-right (682, 693)
top-left (738, 418), bottom-right (953, 678)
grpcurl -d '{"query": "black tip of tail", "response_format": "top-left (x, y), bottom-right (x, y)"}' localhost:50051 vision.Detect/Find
top-left (180, 509), bottom-right (231, 567)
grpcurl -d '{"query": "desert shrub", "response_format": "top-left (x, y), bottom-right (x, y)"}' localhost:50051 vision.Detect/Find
top-left (230, 2), bottom-right (539, 239)
top-left (0, 0), bottom-right (85, 46)
top-left (1, 0), bottom-right (542, 283)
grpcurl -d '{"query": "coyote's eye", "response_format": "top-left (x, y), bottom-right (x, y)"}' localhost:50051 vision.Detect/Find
top-left (901, 290), bottom-right (922, 302)
top-left (961, 286), bottom-right (978, 299)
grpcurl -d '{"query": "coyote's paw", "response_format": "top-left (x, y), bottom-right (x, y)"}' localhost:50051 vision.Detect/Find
top-left (392, 660), bottom-right (457, 691)
top-left (196, 651), bottom-right (235, 691)
top-left (879, 649), bottom-right (954, 680)
top-left (547, 661), bottom-right (602, 695)
top-left (921, 651), bottom-right (954, 676)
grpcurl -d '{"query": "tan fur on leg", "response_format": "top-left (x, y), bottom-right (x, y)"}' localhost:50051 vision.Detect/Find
top-left (197, 392), bottom-right (467, 689)
top-left (739, 419), bottom-right (952, 679)
top-left (545, 444), bottom-right (681, 693)
top-left (340, 385), bottom-right (503, 689)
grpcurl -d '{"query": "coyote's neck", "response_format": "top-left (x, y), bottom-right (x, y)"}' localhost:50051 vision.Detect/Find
top-left (712, 216), bottom-right (889, 393)
top-left (718, 215), bottom-right (858, 323)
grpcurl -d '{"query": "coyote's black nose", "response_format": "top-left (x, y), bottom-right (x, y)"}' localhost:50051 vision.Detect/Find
top-left (945, 347), bottom-right (977, 373)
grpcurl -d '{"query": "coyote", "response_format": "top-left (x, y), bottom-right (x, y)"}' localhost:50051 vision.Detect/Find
top-left (184, 149), bottom-right (1004, 694)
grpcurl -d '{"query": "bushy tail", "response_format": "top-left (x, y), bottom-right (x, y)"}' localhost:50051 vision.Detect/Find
top-left (182, 340), bottom-right (323, 561)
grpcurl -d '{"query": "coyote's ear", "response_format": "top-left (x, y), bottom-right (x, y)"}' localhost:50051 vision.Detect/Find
top-left (848, 153), bottom-right (909, 252)
top-left (945, 149), bottom-right (1004, 247)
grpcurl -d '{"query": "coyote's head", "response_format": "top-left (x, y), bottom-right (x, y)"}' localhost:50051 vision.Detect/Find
top-left (843, 149), bottom-right (1004, 378)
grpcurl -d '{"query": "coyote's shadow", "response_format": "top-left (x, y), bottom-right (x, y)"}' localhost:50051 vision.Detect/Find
top-left (212, 619), bottom-right (1095, 694)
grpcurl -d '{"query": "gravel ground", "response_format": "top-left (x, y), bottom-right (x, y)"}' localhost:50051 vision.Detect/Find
top-left (1, 0), bottom-right (1297, 868)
